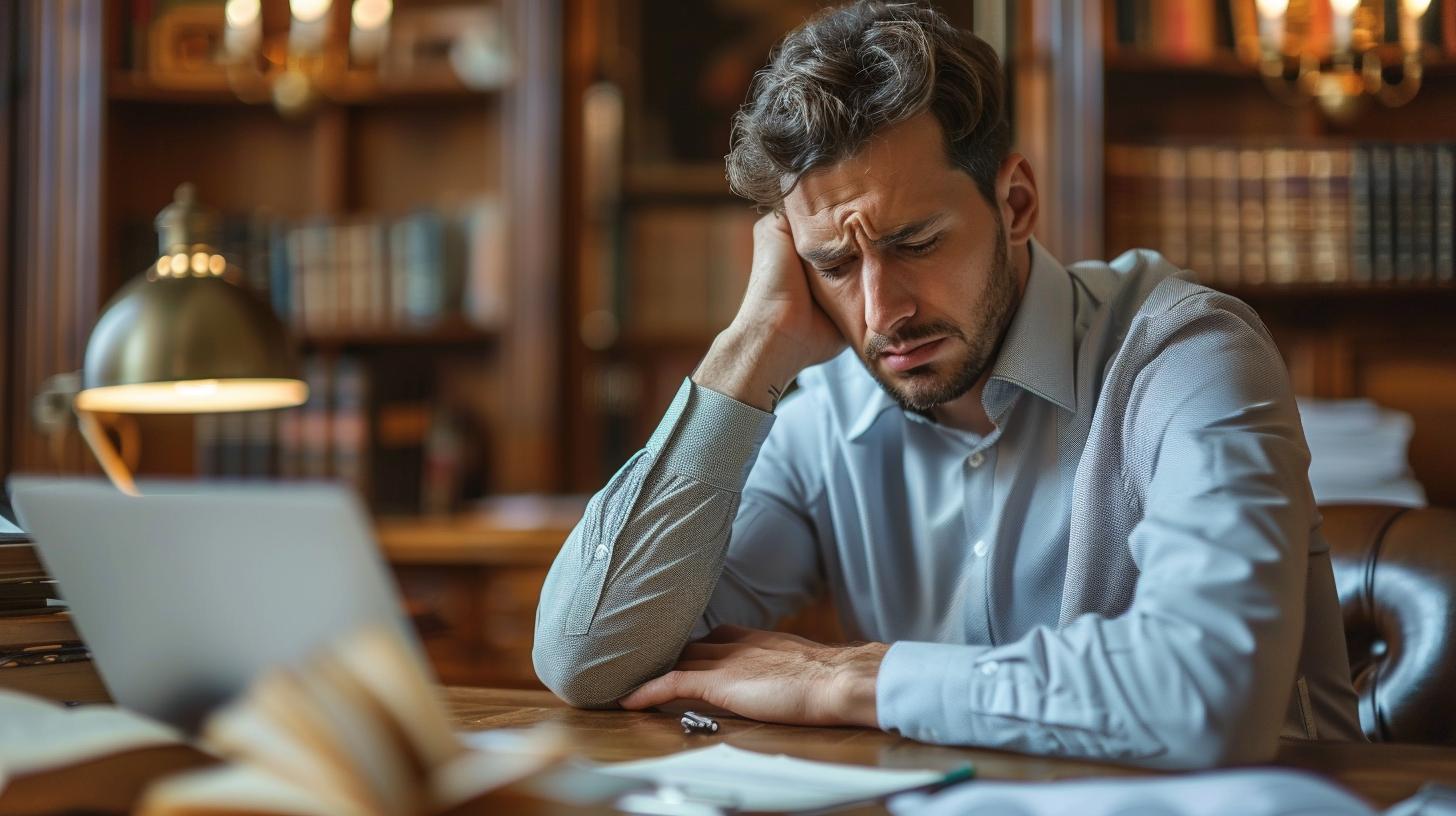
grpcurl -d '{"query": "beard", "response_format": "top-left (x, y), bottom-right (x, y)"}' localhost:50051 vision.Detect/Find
top-left (860, 223), bottom-right (1017, 413)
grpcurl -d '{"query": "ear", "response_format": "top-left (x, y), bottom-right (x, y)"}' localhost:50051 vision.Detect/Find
top-left (994, 154), bottom-right (1039, 247)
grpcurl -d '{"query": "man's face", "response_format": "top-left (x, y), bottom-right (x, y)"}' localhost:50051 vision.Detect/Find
top-left (783, 114), bottom-right (1019, 413)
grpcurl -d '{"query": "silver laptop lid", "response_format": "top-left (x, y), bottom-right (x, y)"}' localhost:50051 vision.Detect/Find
top-left (9, 476), bottom-right (423, 732)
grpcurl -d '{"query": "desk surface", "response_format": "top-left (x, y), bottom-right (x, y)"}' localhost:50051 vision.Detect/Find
top-left (446, 687), bottom-right (1456, 810)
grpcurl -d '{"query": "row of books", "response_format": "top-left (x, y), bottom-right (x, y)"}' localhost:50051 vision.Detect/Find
top-left (194, 355), bottom-right (480, 515)
top-left (1105, 141), bottom-right (1456, 286)
top-left (1109, 0), bottom-right (1455, 64)
top-left (119, 199), bottom-right (509, 337)
top-left (624, 206), bottom-right (755, 339)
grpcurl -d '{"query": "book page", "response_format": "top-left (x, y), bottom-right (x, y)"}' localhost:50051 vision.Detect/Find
top-left (0, 690), bottom-right (182, 783)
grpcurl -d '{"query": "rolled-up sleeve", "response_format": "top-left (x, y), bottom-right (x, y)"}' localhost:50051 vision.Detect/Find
top-left (876, 300), bottom-right (1313, 770)
top-left (533, 377), bottom-right (821, 708)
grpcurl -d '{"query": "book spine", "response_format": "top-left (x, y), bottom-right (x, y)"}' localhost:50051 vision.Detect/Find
top-left (1265, 147), bottom-right (1297, 284)
top-left (1370, 144), bottom-right (1395, 283)
top-left (331, 356), bottom-right (369, 499)
top-left (465, 199), bottom-right (509, 328)
top-left (300, 357), bottom-right (333, 480)
top-left (1238, 147), bottom-right (1268, 285)
top-left (1413, 145), bottom-right (1434, 282)
top-left (1213, 147), bottom-right (1242, 286)
top-left (1308, 149), bottom-right (1331, 283)
top-left (1392, 145), bottom-right (1415, 283)
top-left (1156, 145), bottom-right (1189, 268)
top-left (1436, 144), bottom-right (1454, 282)
top-left (1186, 145), bottom-right (1217, 280)
top-left (1349, 145), bottom-right (1373, 283)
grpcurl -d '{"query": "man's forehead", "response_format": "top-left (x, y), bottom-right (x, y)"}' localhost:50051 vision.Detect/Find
top-left (783, 114), bottom-right (957, 217)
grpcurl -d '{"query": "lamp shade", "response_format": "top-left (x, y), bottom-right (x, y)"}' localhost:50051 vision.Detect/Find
top-left (75, 272), bottom-right (307, 413)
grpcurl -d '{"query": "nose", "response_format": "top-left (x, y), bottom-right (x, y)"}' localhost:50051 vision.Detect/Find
top-left (862, 255), bottom-right (916, 337)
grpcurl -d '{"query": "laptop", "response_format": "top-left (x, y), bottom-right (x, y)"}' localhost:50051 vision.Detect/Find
top-left (8, 476), bottom-right (426, 732)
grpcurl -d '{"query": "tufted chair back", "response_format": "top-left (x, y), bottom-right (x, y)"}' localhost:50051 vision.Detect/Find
top-left (1322, 504), bottom-right (1456, 745)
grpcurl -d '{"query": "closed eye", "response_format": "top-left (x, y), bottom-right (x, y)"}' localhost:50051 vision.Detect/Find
top-left (902, 236), bottom-right (940, 256)
top-left (815, 259), bottom-right (853, 280)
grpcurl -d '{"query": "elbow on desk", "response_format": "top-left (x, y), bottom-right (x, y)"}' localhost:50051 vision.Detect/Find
top-left (531, 638), bottom-right (644, 709)
top-left (1136, 695), bottom-right (1282, 771)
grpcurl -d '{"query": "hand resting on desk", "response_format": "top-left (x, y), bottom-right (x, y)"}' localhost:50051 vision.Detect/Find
top-left (618, 624), bottom-right (890, 729)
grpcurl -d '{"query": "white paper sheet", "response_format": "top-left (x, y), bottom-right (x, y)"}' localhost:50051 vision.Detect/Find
top-left (889, 768), bottom-right (1374, 816)
top-left (594, 743), bottom-right (949, 812)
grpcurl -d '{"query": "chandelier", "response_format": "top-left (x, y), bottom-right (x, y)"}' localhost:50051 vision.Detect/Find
top-left (222, 0), bottom-right (394, 115)
top-left (1254, 0), bottom-right (1432, 122)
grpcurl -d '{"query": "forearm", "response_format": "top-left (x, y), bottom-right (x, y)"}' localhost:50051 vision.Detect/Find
top-left (532, 378), bottom-right (776, 707)
top-left (693, 321), bottom-right (808, 412)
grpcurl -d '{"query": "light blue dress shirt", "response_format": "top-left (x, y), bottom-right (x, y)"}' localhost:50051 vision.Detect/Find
top-left (534, 242), bottom-right (1364, 769)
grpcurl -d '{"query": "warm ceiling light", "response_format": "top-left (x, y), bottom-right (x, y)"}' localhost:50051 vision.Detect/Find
top-left (1330, 0), bottom-right (1360, 16)
top-left (352, 0), bottom-right (392, 31)
top-left (225, 0), bottom-right (261, 28)
top-left (290, 0), bottom-right (333, 23)
top-left (1404, 0), bottom-right (1433, 16)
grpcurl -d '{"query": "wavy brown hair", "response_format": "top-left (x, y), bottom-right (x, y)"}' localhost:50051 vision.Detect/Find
top-left (725, 1), bottom-right (1010, 211)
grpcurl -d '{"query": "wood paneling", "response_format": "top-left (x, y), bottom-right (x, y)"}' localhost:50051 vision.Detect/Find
top-left (9, 0), bottom-right (105, 476)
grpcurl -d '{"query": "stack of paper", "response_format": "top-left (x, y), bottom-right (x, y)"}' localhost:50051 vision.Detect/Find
top-left (596, 743), bottom-right (952, 812)
top-left (1298, 398), bottom-right (1426, 507)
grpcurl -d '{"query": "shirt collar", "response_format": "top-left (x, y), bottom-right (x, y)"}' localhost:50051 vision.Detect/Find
top-left (844, 238), bottom-right (1077, 441)
top-left (986, 238), bottom-right (1077, 415)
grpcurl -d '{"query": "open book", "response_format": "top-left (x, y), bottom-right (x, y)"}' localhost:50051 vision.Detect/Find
top-left (138, 626), bottom-right (561, 816)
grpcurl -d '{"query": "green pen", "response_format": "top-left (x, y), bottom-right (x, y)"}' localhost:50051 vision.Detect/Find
top-left (926, 763), bottom-right (976, 792)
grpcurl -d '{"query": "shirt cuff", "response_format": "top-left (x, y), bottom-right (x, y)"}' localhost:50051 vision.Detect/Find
top-left (645, 378), bottom-right (776, 492)
top-left (877, 640), bottom-right (993, 744)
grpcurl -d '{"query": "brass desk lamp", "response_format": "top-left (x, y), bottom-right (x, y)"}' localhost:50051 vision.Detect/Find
top-left (35, 184), bottom-right (307, 494)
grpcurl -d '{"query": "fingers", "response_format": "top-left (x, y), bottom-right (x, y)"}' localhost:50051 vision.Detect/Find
top-left (618, 669), bottom-right (708, 711)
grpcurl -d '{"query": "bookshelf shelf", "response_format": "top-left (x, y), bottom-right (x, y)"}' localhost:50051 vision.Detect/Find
top-left (1223, 283), bottom-right (1456, 301)
top-left (107, 73), bottom-right (500, 108)
top-left (299, 324), bottom-right (499, 351)
top-left (1104, 51), bottom-right (1257, 78)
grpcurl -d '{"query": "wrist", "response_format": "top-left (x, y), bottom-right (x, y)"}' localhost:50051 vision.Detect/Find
top-left (693, 322), bottom-right (806, 412)
top-left (829, 642), bottom-right (888, 728)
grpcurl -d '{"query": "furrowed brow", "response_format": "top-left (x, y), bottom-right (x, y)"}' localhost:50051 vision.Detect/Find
top-left (801, 213), bottom-right (947, 267)
top-left (872, 214), bottom-right (947, 248)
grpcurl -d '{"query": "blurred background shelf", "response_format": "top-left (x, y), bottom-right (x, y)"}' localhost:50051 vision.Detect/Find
top-left (108, 72), bottom-right (501, 107)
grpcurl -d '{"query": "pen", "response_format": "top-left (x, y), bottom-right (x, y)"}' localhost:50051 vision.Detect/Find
top-left (925, 763), bottom-right (976, 792)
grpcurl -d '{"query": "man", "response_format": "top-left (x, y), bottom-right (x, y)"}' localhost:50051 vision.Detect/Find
top-left (534, 1), bottom-right (1363, 768)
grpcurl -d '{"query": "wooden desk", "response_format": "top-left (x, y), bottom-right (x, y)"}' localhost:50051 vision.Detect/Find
top-left (3, 686), bottom-right (1453, 814)
top-left (447, 688), bottom-right (1456, 811)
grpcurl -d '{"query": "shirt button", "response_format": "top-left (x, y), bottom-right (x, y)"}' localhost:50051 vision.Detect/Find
top-left (967, 451), bottom-right (985, 468)
top-left (593, 544), bottom-right (609, 560)
top-left (979, 661), bottom-right (1000, 676)
top-left (973, 539), bottom-right (989, 558)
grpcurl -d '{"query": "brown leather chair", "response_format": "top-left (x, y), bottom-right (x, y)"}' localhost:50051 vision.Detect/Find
top-left (1323, 504), bottom-right (1456, 745)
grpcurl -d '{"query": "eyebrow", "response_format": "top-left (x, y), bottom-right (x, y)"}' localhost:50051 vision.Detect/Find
top-left (801, 213), bottom-right (948, 267)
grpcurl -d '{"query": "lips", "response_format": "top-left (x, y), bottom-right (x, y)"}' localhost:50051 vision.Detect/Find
top-left (880, 337), bottom-right (946, 373)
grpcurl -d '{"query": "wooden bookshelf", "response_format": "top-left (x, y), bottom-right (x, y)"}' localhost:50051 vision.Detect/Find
top-left (5, 0), bottom-right (564, 506)
top-left (1103, 0), bottom-right (1456, 504)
